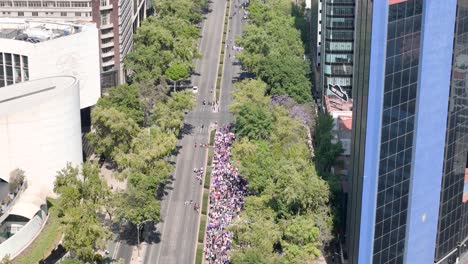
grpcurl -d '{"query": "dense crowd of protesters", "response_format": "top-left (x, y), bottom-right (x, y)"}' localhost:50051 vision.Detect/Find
top-left (204, 125), bottom-right (247, 264)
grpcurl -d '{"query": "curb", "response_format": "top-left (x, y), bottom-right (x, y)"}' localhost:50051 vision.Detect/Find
top-left (217, 0), bottom-right (233, 107)
top-left (213, 0), bottom-right (231, 106)
top-left (193, 127), bottom-right (214, 264)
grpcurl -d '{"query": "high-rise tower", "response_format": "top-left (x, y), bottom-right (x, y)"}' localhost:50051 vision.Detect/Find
top-left (346, 0), bottom-right (468, 263)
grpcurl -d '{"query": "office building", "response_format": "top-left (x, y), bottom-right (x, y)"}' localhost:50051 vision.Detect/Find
top-left (0, 0), bottom-right (147, 87)
top-left (318, 0), bottom-right (355, 101)
top-left (346, 0), bottom-right (468, 263)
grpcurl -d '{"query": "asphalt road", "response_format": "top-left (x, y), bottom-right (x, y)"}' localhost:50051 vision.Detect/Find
top-left (143, 0), bottom-right (233, 263)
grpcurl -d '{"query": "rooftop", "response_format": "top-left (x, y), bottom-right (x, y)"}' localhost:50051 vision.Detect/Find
top-left (324, 94), bottom-right (353, 113)
top-left (0, 18), bottom-right (92, 43)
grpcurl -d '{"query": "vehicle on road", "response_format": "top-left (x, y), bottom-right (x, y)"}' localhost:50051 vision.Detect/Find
top-left (192, 86), bottom-right (198, 93)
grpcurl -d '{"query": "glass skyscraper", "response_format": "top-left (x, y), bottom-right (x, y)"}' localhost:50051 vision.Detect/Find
top-left (320, 0), bottom-right (355, 99)
top-left (346, 0), bottom-right (468, 263)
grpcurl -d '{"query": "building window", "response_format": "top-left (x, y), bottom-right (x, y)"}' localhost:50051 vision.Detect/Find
top-left (4, 53), bottom-right (13, 85)
top-left (32, 11), bottom-right (38, 16)
top-left (28, 1), bottom-right (42, 7)
top-left (75, 12), bottom-right (81, 17)
top-left (22, 56), bottom-right (28, 81)
top-left (43, 1), bottom-right (56, 7)
top-left (57, 1), bottom-right (71, 7)
top-left (0, 53), bottom-right (4, 88)
top-left (101, 12), bottom-right (109, 26)
top-left (17, 11), bottom-right (24, 16)
top-left (71, 1), bottom-right (89, 7)
top-left (13, 1), bottom-right (27, 7)
top-left (0, 1), bottom-right (12, 7)
top-left (100, 0), bottom-right (107, 6)
top-left (61, 12), bottom-right (67, 17)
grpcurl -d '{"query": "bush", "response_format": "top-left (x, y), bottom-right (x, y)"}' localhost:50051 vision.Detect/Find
top-left (9, 168), bottom-right (25, 193)
top-left (198, 214), bottom-right (206, 243)
top-left (210, 129), bottom-right (216, 145)
top-left (218, 64), bottom-right (223, 74)
top-left (204, 168), bottom-right (211, 189)
top-left (195, 244), bottom-right (204, 264)
top-left (207, 147), bottom-right (214, 166)
top-left (202, 191), bottom-right (209, 215)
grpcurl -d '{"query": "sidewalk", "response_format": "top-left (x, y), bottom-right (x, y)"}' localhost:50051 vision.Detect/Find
top-left (130, 242), bottom-right (147, 264)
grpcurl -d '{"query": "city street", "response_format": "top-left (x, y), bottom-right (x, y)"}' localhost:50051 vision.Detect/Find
top-left (142, 0), bottom-right (242, 263)
top-left (113, 0), bottom-right (246, 262)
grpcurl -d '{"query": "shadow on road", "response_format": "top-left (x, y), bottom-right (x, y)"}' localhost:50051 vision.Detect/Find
top-left (179, 123), bottom-right (195, 139)
top-left (156, 174), bottom-right (175, 200)
top-left (144, 224), bottom-right (162, 244)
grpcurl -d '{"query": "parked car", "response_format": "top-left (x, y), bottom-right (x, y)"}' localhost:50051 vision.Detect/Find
top-left (192, 86), bottom-right (198, 93)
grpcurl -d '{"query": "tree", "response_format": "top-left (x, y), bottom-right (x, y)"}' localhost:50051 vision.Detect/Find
top-left (236, 103), bottom-right (273, 140)
top-left (61, 204), bottom-right (110, 262)
top-left (134, 79), bottom-right (170, 125)
top-left (116, 187), bottom-right (160, 226)
top-left (87, 106), bottom-right (140, 160)
top-left (54, 162), bottom-right (111, 263)
top-left (8, 168), bottom-right (25, 193)
top-left (230, 79), bottom-right (270, 114)
top-left (54, 163), bottom-right (81, 215)
top-left (153, 0), bottom-right (202, 24)
top-left (165, 63), bottom-right (189, 82)
top-left (314, 113), bottom-right (343, 175)
top-left (125, 16), bottom-right (198, 82)
top-left (258, 51), bottom-right (312, 103)
top-left (97, 84), bottom-right (145, 125)
top-left (152, 91), bottom-right (194, 134)
top-left (115, 187), bottom-right (160, 248)
top-left (81, 161), bottom-right (109, 205)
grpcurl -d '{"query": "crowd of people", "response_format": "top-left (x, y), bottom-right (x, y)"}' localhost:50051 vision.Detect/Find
top-left (204, 125), bottom-right (248, 264)
top-left (194, 167), bottom-right (204, 185)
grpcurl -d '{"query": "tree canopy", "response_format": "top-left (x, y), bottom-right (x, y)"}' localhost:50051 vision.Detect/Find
top-left (229, 79), bottom-right (332, 263)
top-left (87, 106), bottom-right (140, 161)
top-left (125, 16), bottom-right (199, 83)
top-left (54, 162), bottom-right (110, 262)
top-left (97, 84), bottom-right (145, 125)
top-left (236, 0), bottom-right (312, 103)
top-left (165, 63), bottom-right (189, 81)
top-left (153, 0), bottom-right (202, 24)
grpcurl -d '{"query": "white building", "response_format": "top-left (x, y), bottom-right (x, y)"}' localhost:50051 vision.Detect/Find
top-left (0, 0), bottom-right (148, 87)
top-left (0, 18), bottom-right (100, 109)
top-left (0, 76), bottom-right (82, 258)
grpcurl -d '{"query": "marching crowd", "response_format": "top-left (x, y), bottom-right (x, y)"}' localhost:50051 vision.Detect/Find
top-left (204, 126), bottom-right (248, 264)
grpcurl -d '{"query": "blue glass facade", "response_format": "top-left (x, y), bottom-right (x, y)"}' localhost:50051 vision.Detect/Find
top-left (347, 0), bottom-right (459, 263)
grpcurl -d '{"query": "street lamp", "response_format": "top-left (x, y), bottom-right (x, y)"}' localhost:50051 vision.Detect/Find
top-left (136, 219), bottom-right (153, 256)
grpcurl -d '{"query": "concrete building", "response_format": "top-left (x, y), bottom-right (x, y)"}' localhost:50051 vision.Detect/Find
top-left (346, 0), bottom-right (468, 263)
top-left (0, 76), bottom-right (82, 258)
top-left (0, 18), bottom-right (100, 110)
top-left (0, 0), bottom-right (147, 88)
top-left (318, 0), bottom-right (355, 102)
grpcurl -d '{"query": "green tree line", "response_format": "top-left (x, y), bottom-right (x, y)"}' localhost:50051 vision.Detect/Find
top-left (225, 0), bottom-right (337, 262)
top-left (229, 79), bottom-right (332, 263)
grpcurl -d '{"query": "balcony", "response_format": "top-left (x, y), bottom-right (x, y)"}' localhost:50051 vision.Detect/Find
top-left (100, 4), bottom-right (113, 11)
top-left (100, 23), bottom-right (113, 30)
top-left (101, 41), bottom-right (114, 49)
top-left (102, 59), bottom-right (115, 68)
top-left (101, 50), bottom-right (115, 58)
top-left (100, 31), bottom-right (114, 39)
